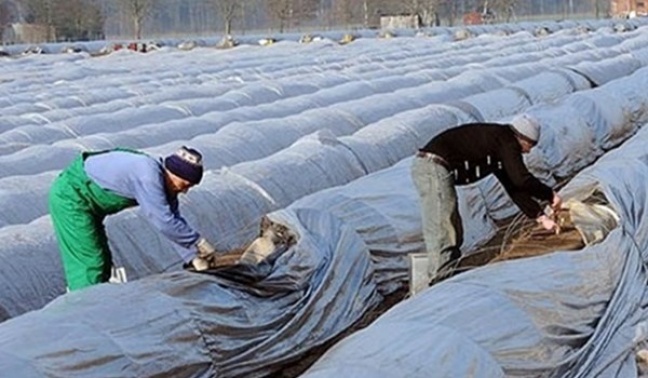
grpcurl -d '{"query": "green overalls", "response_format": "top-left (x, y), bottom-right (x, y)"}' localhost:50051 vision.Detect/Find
top-left (49, 150), bottom-right (139, 291)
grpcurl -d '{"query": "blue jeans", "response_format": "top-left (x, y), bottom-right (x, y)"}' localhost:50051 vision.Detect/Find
top-left (411, 155), bottom-right (463, 281)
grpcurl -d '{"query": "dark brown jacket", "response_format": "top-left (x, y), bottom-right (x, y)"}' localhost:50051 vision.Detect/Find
top-left (420, 123), bottom-right (553, 218)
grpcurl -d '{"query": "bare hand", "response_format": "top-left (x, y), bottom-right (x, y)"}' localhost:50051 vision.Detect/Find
top-left (551, 192), bottom-right (562, 212)
top-left (537, 214), bottom-right (558, 232)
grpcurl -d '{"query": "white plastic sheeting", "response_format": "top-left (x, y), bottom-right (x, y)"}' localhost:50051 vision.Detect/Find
top-left (482, 65), bottom-right (648, 221)
top-left (451, 87), bottom-right (532, 121)
top-left (0, 171), bottom-right (58, 227)
top-left (0, 216), bottom-right (64, 319)
top-left (302, 125), bottom-right (648, 378)
top-left (0, 42), bottom-right (645, 320)
top-left (340, 104), bottom-right (476, 174)
top-left (0, 47), bottom-right (633, 228)
top-left (510, 69), bottom-right (590, 104)
top-left (2, 30), bottom-right (633, 178)
top-left (569, 53), bottom-right (643, 86)
top-left (0, 19), bottom-right (645, 376)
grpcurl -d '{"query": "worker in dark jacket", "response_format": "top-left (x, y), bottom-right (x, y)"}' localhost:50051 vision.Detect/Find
top-left (49, 146), bottom-right (218, 291)
top-left (411, 114), bottom-right (561, 283)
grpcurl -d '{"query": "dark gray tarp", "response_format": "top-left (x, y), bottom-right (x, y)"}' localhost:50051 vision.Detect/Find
top-left (0, 209), bottom-right (380, 377)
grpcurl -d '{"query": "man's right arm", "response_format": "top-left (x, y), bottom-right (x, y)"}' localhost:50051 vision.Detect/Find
top-left (500, 147), bottom-right (553, 199)
top-left (495, 173), bottom-right (545, 218)
top-left (131, 172), bottom-right (201, 251)
top-left (496, 172), bottom-right (561, 231)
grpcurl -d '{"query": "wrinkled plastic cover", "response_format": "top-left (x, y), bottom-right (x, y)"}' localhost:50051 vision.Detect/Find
top-left (569, 53), bottom-right (641, 86)
top-left (286, 66), bottom-right (648, 295)
top-left (302, 121), bottom-right (648, 378)
top-left (0, 27), bottom-right (643, 179)
top-left (480, 65), bottom-right (648, 221)
top-left (0, 22), bottom-right (646, 376)
top-left (283, 157), bottom-right (494, 295)
top-left (0, 208), bottom-right (380, 378)
top-left (566, 199), bottom-right (619, 245)
top-left (2, 32), bottom-right (640, 320)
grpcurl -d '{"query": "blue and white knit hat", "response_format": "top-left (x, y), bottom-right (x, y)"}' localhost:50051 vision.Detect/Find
top-left (164, 146), bottom-right (203, 184)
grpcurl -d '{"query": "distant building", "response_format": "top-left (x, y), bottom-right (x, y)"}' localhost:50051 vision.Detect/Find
top-left (611, 0), bottom-right (648, 17)
top-left (2, 23), bottom-right (55, 44)
top-left (463, 11), bottom-right (484, 25)
top-left (380, 14), bottom-right (421, 29)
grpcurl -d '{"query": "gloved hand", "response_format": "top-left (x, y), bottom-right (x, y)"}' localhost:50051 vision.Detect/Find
top-left (185, 238), bottom-right (218, 272)
top-left (188, 256), bottom-right (209, 271)
top-left (537, 214), bottom-right (558, 231)
top-left (551, 192), bottom-right (562, 212)
top-left (196, 237), bottom-right (217, 258)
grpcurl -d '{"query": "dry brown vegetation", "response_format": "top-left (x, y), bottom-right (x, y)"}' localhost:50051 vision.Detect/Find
top-left (492, 224), bottom-right (584, 262)
top-left (265, 203), bottom-right (601, 376)
top-left (489, 208), bottom-right (583, 262)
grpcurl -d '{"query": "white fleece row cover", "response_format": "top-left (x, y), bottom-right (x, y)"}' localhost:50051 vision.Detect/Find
top-left (301, 123), bottom-right (648, 378)
top-left (1, 25), bottom-right (644, 321)
top-left (0, 38), bottom-right (648, 378)
top-left (1, 27), bottom-right (638, 179)
top-left (0, 29), bottom-right (629, 219)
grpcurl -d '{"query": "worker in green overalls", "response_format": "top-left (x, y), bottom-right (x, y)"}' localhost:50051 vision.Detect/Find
top-left (49, 146), bottom-right (218, 291)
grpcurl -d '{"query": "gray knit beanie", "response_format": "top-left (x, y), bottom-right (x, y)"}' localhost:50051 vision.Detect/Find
top-left (510, 114), bottom-right (540, 143)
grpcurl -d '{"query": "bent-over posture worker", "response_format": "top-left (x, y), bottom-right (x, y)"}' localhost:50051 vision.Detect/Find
top-left (49, 146), bottom-right (218, 291)
top-left (412, 114), bottom-right (561, 283)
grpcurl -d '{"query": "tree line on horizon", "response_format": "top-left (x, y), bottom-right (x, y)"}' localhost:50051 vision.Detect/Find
top-left (0, 0), bottom-right (613, 43)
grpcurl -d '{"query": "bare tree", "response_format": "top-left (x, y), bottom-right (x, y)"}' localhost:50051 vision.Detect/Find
top-left (0, 1), bottom-right (11, 43)
top-left (400, 0), bottom-right (443, 26)
top-left (118, 0), bottom-right (152, 39)
top-left (266, 0), bottom-right (319, 32)
top-left (329, 0), bottom-right (381, 29)
top-left (489, 0), bottom-right (517, 22)
top-left (292, 0), bottom-right (318, 29)
top-left (591, 0), bottom-right (609, 18)
top-left (362, 0), bottom-right (368, 28)
top-left (429, 0), bottom-right (444, 26)
top-left (54, 0), bottom-right (104, 41)
top-left (266, 0), bottom-right (291, 32)
top-left (208, 0), bottom-right (241, 36)
top-left (436, 0), bottom-right (459, 26)
top-left (190, 0), bottom-right (213, 34)
top-left (22, 0), bottom-right (57, 40)
top-left (331, 0), bottom-right (354, 27)
top-left (402, 0), bottom-right (423, 17)
top-left (360, 0), bottom-right (388, 29)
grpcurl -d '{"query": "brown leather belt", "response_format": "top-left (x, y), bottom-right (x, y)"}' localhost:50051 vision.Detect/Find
top-left (416, 151), bottom-right (450, 170)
